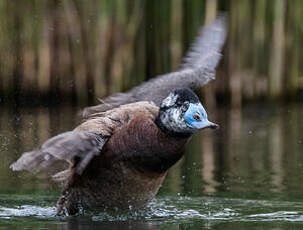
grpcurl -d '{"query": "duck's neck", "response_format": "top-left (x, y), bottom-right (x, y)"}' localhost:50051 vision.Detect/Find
top-left (134, 125), bottom-right (190, 174)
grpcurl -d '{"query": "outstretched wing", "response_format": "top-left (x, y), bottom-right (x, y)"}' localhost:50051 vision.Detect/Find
top-left (180, 14), bottom-right (227, 70)
top-left (10, 101), bottom-right (158, 180)
top-left (10, 131), bottom-right (106, 176)
top-left (82, 15), bottom-right (227, 117)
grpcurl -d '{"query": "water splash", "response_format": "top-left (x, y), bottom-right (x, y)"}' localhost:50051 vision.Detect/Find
top-left (0, 196), bottom-right (303, 224)
top-left (0, 205), bottom-right (56, 219)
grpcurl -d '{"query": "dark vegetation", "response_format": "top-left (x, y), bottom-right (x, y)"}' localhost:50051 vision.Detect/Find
top-left (0, 0), bottom-right (302, 107)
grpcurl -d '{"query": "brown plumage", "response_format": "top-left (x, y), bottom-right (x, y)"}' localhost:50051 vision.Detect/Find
top-left (11, 101), bottom-right (189, 215)
top-left (56, 102), bottom-right (188, 214)
top-left (10, 16), bottom-right (227, 215)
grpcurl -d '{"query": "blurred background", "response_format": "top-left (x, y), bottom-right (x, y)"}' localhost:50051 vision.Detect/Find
top-left (1, 0), bottom-right (303, 228)
top-left (0, 0), bottom-right (302, 107)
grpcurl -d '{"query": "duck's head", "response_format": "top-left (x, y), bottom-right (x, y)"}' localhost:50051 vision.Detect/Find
top-left (155, 88), bottom-right (218, 137)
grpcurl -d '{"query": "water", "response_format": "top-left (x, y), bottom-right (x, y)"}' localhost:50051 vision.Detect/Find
top-left (0, 103), bottom-right (303, 229)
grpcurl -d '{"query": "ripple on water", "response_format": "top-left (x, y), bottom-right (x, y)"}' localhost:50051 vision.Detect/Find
top-left (0, 196), bottom-right (303, 223)
top-left (0, 205), bottom-right (56, 219)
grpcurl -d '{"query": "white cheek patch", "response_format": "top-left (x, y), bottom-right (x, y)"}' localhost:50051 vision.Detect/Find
top-left (169, 109), bottom-right (189, 131)
top-left (161, 93), bottom-right (178, 107)
top-left (172, 109), bottom-right (181, 123)
top-left (159, 107), bottom-right (195, 134)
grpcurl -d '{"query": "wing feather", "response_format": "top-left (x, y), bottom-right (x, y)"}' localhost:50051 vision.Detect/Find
top-left (10, 101), bottom-right (158, 179)
top-left (10, 131), bottom-right (106, 175)
top-left (82, 15), bottom-right (227, 117)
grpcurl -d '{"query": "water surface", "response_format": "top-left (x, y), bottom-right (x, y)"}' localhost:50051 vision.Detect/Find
top-left (0, 103), bottom-right (303, 229)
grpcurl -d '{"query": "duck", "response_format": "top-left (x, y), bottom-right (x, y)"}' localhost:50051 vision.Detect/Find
top-left (10, 15), bottom-right (227, 215)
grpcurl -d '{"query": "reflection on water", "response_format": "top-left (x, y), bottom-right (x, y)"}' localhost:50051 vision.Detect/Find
top-left (0, 106), bottom-right (79, 194)
top-left (0, 103), bottom-right (303, 229)
top-left (162, 103), bottom-right (303, 202)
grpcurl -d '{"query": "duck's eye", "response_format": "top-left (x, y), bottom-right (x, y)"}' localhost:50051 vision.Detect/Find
top-left (193, 114), bottom-right (201, 121)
